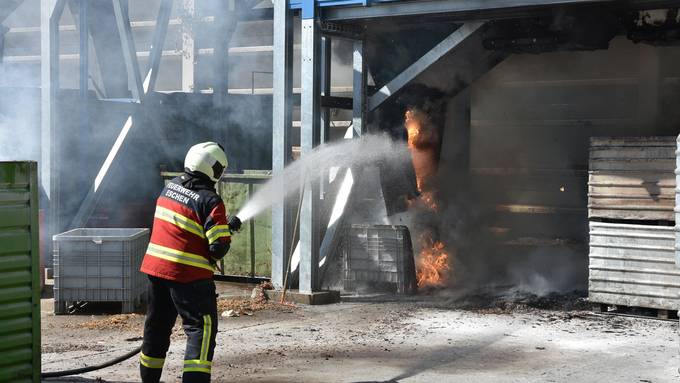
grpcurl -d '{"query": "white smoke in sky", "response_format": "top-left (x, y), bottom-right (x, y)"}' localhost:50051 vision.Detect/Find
top-left (0, 0), bottom-right (42, 163)
top-left (0, 62), bottom-right (41, 162)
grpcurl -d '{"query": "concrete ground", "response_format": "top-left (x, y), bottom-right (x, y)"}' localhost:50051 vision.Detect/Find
top-left (41, 283), bottom-right (679, 383)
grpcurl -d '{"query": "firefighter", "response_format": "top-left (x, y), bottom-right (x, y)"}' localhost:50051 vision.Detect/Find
top-left (139, 142), bottom-right (242, 383)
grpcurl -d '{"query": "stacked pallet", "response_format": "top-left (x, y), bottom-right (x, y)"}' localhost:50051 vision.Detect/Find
top-left (588, 137), bottom-right (680, 312)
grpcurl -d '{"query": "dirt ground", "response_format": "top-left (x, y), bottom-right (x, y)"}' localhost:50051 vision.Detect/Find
top-left (41, 284), bottom-right (679, 383)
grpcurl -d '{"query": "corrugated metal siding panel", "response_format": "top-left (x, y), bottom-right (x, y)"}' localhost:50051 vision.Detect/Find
top-left (589, 222), bottom-right (680, 310)
top-left (0, 162), bottom-right (40, 382)
top-left (588, 137), bottom-right (676, 221)
top-left (676, 135), bottom-right (680, 268)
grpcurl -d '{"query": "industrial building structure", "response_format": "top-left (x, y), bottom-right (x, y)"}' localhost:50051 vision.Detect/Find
top-left (271, 0), bottom-right (680, 297)
top-left (2, 0), bottom-right (680, 297)
top-left (4, 0), bottom-right (680, 382)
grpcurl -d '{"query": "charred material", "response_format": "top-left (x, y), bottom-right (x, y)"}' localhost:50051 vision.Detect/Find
top-left (484, 10), bottom-right (622, 53)
top-left (627, 8), bottom-right (680, 45)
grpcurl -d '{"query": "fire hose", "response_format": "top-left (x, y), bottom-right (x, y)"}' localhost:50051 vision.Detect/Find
top-left (42, 217), bottom-right (243, 379)
top-left (41, 346), bottom-right (142, 378)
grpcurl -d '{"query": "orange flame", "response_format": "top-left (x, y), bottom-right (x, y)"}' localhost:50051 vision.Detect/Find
top-left (404, 107), bottom-right (451, 288)
top-left (405, 109), bottom-right (438, 209)
top-left (416, 234), bottom-right (450, 288)
top-left (420, 191), bottom-right (438, 211)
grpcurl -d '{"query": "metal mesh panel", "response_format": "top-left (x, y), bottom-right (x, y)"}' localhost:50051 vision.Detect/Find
top-left (342, 225), bottom-right (416, 294)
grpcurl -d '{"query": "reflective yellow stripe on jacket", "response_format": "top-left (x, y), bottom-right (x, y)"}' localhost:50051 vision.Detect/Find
top-left (205, 225), bottom-right (232, 244)
top-left (146, 243), bottom-right (214, 272)
top-left (154, 206), bottom-right (205, 239)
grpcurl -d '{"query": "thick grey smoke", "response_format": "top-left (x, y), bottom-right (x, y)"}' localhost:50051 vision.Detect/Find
top-left (389, 36), bottom-right (680, 297)
top-left (0, 0), bottom-right (41, 162)
top-left (0, 65), bottom-right (40, 161)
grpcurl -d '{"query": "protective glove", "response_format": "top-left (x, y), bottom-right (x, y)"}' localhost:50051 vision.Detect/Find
top-left (228, 216), bottom-right (242, 233)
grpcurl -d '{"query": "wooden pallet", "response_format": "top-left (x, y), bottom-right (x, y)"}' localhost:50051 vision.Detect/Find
top-left (592, 303), bottom-right (678, 320)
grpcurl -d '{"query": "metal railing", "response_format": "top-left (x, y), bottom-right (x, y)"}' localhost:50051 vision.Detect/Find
top-left (161, 170), bottom-right (272, 281)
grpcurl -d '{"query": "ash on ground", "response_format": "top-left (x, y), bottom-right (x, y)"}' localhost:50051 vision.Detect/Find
top-left (442, 288), bottom-right (591, 313)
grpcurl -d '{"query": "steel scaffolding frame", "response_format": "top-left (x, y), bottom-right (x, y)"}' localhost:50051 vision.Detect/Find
top-left (33, 0), bottom-right (680, 294)
top-left (272, 1), bottom-right (490, 294)
top-left (272, 0), bottom-right (680, 295)
top-left (40, 0), bottom-right (246, 247)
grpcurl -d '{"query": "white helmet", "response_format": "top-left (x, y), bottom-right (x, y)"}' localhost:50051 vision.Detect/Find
top-left (184, 142), bottom-right (228, 182)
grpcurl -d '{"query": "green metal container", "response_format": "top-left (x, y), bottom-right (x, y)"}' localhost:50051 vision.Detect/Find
top-left (0, 162), bottom-right (41, 382)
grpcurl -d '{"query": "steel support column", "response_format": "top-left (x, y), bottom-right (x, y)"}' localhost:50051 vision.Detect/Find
top-left (271, 0), bottom-right (294, 290)
top-left (213, 0), bottom-right (236, 108)
top-left (318, 33), bottom-right (364, 288)
top-left (299, 7), bottom-right (321, 294)
top-left (144, 0), bottom-right (173, 93)
top-left (65, 0), bottom-right (98, 100)
top-left (78, 0), bottom-right (88, 175)
top-left (78, 0), bottom-right (87, 101)
top-left (84, 0), bottom-right (128, 98)
top-left (40, 0), bottom-right (66, 243)
top-left (0, 25), bottom-right (8, 62)
top-left (112, 0), bottom-right (143, 101)
top-left (320, 36), bottom-right (332, 145)
top-left (320, 35), bottom-right (331, 200)
top-left (352, 39), bottom-right (366, 137)
top-left (181, 0), bottom-right (197, 93)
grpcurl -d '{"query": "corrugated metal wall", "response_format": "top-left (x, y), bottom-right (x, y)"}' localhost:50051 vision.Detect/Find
top-left (589, 222), bottom-right (679, 310)
top-left (0, 162), bottom-right (40, 382)
top-left (588, 136), bottom-right (675, 221)
top-left (586, 136), bottom-right (678, 310)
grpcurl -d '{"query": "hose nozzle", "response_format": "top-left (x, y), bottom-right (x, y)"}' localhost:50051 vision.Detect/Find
top-left (228, 216), bottom-right (242, 233)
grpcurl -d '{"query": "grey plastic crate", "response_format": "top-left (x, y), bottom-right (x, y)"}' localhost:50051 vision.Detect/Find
top-left (53, 228), bottom-right (150, 314)
top-left (342, 225), bottom-right (417, 294)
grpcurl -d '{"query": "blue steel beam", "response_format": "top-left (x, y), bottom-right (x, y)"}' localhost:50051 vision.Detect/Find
top-left (290, 0), bottom-right (402, 9)
top-left (289, 0), bottom-right (679, 21)
top-left (289, 0), bottom-right (609, 9)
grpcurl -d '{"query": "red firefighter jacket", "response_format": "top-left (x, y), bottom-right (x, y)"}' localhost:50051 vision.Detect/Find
top-left (140, 175), bottom-right (232, 283)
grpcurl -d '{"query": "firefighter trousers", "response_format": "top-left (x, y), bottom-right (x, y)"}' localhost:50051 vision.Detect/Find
top-left (140, 275), bottom-right (218, 383)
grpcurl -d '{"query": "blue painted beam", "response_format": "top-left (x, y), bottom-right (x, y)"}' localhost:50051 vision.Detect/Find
top-left (290, 0), bottom-right (397, 9)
